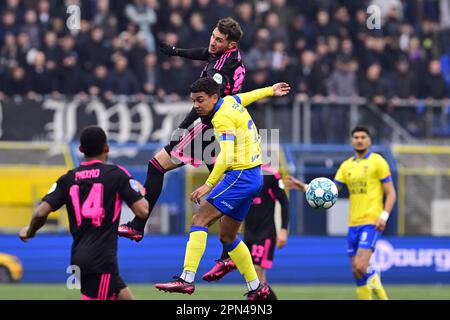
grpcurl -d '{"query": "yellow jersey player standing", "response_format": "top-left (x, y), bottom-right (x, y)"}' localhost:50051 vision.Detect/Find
top-left (288, 126), bottom-right (396, 300)
top-left (155, 77), bottom-right (290, 300)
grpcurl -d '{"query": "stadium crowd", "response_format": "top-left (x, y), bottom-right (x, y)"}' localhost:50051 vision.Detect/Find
top-left (0, 0), bottom-right (449, 103)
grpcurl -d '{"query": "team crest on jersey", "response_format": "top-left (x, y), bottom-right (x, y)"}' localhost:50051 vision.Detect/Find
top-left (129, 179), bottom-right (140, 193)
top-left (212, 73), bottom-right (223, 84)
top-left (278, 179), bottom-right (285, 189)
top-left (47, 183), bottom-right (57, 194)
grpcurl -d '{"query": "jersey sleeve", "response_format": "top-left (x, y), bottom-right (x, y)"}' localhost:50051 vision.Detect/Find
top-left (206, 113), bottom-right (236, 187)
top-left (270, 174), bottom-right (289, 229)
top-left (116, 168), bottom-right (144, 207)
top-left (206, 68), bottom-right (230, 97)
top-left (176, 47), bottom-right (210, 61)
top-left (334, 162), bottom-right (347, 187)
top-left (376, 156), bottom-right (392, 183)
top-left (42, 176), bottom-right (66, 211)
top-left (234, 87), bottom-right (273, 107)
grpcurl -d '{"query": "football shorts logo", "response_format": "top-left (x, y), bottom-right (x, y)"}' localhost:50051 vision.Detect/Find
top-left (212, 73), bottom-right (223, 84)
top-left (47, 183), bottom-right (57, 194)
top-left (129, 179), bottom-right (140, 193)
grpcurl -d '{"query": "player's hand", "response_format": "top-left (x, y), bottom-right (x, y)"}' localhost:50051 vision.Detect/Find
top-left (375, 218), bottom-right (386, 232)
top-left (19, 226), bottom-right (31, 243)
top-left (276, 229), bottom-right (288, 249)
top-left (286, 176), bottom-right (308, 192)
top-left (190, 184), bottom-right (212, 204)
top-left (159, 42), bottom-right (177, 56)
top-left (272, 82), bottom-right (291, 97)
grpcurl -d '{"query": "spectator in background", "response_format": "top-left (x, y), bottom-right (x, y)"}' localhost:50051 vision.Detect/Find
top-left (264, 12), bottom-right (289, 45)
top-left (188, 12), bottom-right (210, 48)
top-left (215, 0), bottom-right (234, 21)
top-left (271, 0), bottom-right (292, 28)
top-left (235, 2), bottom-right (256, 53)
top-left (359, 63), bottom-right (392, 105)
top-left (28, 51), bottom-right (57, 95)
top-left (37, 0), bottom-right (51, 32)
top-left (333, 5), bottom-right (351, 39)
top-left (88, 65), bottom-right (111, 96)
top-left (420, 19), bottom-right (443, 60)
top-left (310, 9), bottom-right (340, 45)
top-left (327, 55), bottom-right (358, 98)
top-left (295, 50), bottom-right (327, 97)
top-left (421, 59), bottom-right (448, 101)
top-left (288, 14), bottom-right (309, 57)
top-left (142, 53), bottom-right (158, 95)
top-left (3, 66), bottom-right (30, 95)
top-left (93, 0), bottom-right (118, 40)
top-left (0, 11), bottom-right (19, 43)
top-left (125, 0), bottom-right (158, 52)
top-left (166, 11), bottom-right (191, 47)
top-left (16, 32), bottom-right (32, 67)
top-left (158, 56), bottom-right (189, 102)
top-left (58, 53), bottom-right (86, 95)
top-left (22, 9), bottom-right (40, 48)
top-left (0, 33), bottom-right (18, 72)
top-left (81, 26), bottom-right (111, 72)
top-left (42, 31), bottom-right (62, 65)
top-left (109, 54), bottom-right (140, 95)
top-left (245, 28), bottom-right (272, 71)
top-left (391, 56), bottom-right (418, 100)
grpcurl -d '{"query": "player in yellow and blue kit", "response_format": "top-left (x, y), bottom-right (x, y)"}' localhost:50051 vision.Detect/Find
top-left (288, 126), bottom-right (396, 300)
top-left (155, 77), bottom-right (290, 300)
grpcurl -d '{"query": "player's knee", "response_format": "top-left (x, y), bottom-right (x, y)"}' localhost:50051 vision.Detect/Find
top-left (191, 213), bottom-right (208, 227)
top-left (219, 233), bottom-right (235, 245)
top-left (354, 262), bottom-right (367, 278)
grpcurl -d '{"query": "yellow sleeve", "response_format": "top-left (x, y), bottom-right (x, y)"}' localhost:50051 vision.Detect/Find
top-left (334, 162), bottom-right (346, 188)
top-left (206, 113), bottom-right (236, 187)
top-left (234, 87), bottom-right (273, 107)
top-left (206, 139), bottom-right (234, 187)
top-left (376, 156), bottom-right (392, 183)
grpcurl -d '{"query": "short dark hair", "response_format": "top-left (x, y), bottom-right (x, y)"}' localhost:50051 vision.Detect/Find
top-left (80, 126), bottom-right (107, 157)
top-left (190, 77), bottom-right (220, 96)
top-left (216, 17), bottom-right (243, 42)
top-left (351, 126), bottom-right (371, 138)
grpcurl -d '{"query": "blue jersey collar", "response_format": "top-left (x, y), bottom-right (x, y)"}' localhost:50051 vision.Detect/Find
top-left (211, 97), bottom-right (224, 116)
top-left (353, 150), bottom-right (372, 160)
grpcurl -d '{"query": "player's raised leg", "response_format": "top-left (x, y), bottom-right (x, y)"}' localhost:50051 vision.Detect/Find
top-left (118, 148), bottom-right (181, 241)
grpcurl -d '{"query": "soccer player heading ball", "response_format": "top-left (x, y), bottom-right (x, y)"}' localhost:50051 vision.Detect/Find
top-left (119, 17), bottom-right (246, 241)
top-left (155, 78), bottom-right (290, 300)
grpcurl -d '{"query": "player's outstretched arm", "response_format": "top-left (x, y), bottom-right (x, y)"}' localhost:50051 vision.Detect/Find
top-left (236, 82), bottom-right (291, 107)
top-left (159, 42), bottom-right (209, 61)
top-left (286, 176), bottom-right (308, 192)
top-left (19, 201), bottom-right (53, 242)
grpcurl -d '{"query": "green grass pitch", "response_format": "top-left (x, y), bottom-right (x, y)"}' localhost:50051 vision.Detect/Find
top-left (1, 284), bottom-right (450, 300)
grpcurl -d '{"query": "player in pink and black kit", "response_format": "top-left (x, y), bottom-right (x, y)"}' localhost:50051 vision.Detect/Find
top-left (19, 126), bottom-right (149, 300)
top-left (119, 17), bottom-right (246, 241)
top-left (202, 165), bottom-right (290, 300)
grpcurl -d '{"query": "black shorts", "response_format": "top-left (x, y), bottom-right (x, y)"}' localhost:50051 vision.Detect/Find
top-left (81, 273), bottom-right (127, 300)
top-left (245, 237), bottom-right (276, 269)
top-left (164, 122), bottom-right (217, 170)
